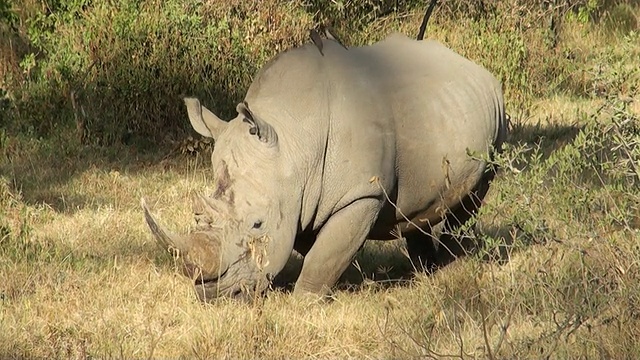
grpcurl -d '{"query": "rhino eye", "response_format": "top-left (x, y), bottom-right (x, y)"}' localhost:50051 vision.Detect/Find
top-left (252, 220), bottom-right (263, 229)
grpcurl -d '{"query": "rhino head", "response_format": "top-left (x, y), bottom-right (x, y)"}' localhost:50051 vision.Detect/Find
top-left (142, 98), bottom-right (300, 302)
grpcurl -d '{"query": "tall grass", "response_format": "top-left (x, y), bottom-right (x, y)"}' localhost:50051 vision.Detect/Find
top-left (1, 0), bottom-right (637, 144)
top-left (2, 0), bottom-right (315, 144)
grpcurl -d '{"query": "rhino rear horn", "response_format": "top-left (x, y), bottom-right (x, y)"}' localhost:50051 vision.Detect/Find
top-left (141, 197), bottom-right (191, 256)
top-left (184, 97), bottom-right (228, 139)
top-left (237, 101), bottom-right (278, 147)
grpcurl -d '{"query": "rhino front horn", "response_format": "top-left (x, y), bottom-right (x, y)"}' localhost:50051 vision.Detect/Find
top-left (141, 197), bottom-right (190, 256)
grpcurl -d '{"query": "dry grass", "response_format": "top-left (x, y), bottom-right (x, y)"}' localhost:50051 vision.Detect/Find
top-left (2, 96), bottom-right (639, 359)
top-left (1, 1), bottom-right (640, 359)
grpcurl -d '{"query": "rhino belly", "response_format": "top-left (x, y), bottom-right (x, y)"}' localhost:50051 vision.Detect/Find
top-left (367, 200), bottom-right (439, 240)
top-left (392, 159), bottom-right (486, 236)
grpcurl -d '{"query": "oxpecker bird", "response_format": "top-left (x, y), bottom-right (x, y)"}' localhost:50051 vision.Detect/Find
top-left (309, 29), bottom-right (324, 55)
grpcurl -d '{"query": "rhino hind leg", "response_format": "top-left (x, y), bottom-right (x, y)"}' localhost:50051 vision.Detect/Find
top-left (405, 221), bottom-right (438, 272)
top-left (437, 169), bottom-right (495, 266)
top-left (408, 169), bottom-right (495, 271)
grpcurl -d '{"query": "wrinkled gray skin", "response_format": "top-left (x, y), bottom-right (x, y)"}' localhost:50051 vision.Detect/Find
top-left (143, 33), bottom-right (507, 302)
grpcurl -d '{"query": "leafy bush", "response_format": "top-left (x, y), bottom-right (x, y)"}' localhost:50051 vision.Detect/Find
top-left (3, 0), bottom-right (637, 145)
top-left (477, 34), bottom-right (640, 256)
top-left (4, 0), bottom-right (314, 144)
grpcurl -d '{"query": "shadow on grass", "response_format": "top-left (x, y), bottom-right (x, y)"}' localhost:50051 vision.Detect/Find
top-left (1, 25), bottom-right (242, 212)
top-left (508, 120), bottom-right (583, 159)
top-left (272, 239), bottom-right (416, 294)
top-left (1, 136), bottom-right (213, 214)
top-left (271, 223), bottom-right (527, 295)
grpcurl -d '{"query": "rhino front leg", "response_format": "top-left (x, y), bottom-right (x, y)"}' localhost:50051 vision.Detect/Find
top-left (293, 198), bottom-right (381, 296)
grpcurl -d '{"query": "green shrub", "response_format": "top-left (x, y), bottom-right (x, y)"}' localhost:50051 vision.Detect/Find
top-left (1, 0), bottom-right (638, 145)
top-left (480, 96), bottom-right (639, 258)
top-left (4, 0), bottom-right (314, 144)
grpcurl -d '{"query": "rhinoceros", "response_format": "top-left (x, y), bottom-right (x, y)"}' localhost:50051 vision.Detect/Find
top-left (142, 27), bottom-right (507, 301)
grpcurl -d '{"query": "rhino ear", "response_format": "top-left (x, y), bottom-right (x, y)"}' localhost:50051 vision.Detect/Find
top-left (184, 97), bottom-right (228, 139)
top-left (236, 101), bottom-right (278, 147)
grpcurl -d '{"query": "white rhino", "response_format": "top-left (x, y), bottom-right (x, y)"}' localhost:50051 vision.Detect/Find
top-left (143, 30), bottom-right (507, 301)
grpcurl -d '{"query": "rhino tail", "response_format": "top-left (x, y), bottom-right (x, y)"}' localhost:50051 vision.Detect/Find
top-left (417, 0), bottom-right (439, 41)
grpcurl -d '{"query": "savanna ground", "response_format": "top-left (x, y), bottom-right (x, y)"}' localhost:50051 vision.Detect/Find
top-left (1, 0), bottom-right (639, 358)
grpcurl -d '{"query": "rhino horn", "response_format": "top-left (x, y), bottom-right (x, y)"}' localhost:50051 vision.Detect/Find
top-left (191, 193), bottom-right (219, 228)
top-left (141, 197), bottom-right (191, 256)
top-left (184, 97), bottom-right (228, 139)
top-left (142, 198), bottom-right (226, 281)
top-left (237, 101), bottom-right (278, 147)
top-left (182, 232), bottom-right (226, 281)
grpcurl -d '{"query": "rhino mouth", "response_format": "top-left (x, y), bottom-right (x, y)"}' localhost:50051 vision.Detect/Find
top-left (193, 261), bottom-right (269, 302)
top-left (195, 282), bottom-right (251, 302)
top-left (193, 267), bottom-right (228, 286)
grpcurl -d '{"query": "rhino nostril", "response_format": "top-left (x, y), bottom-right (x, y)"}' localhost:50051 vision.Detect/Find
top-left (231, 289), bottom-right (248, 302)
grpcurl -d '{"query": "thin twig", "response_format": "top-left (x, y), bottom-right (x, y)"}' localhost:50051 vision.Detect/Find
top-left (370, 176), bottom-right (458, 258)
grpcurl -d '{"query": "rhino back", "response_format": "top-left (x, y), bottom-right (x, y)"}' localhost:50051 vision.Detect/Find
top-left (356, 34), bottom-right (506, 228)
